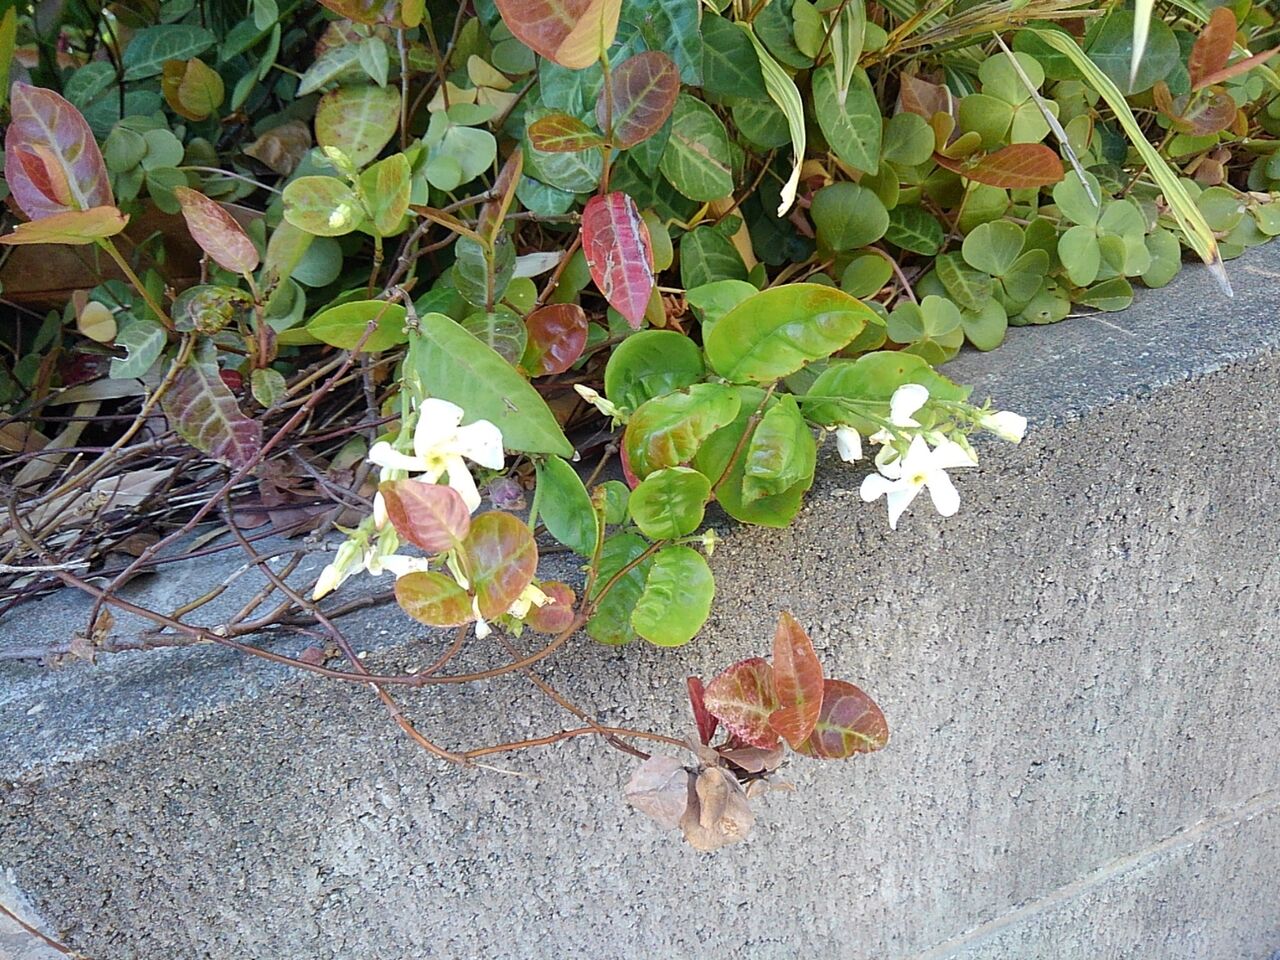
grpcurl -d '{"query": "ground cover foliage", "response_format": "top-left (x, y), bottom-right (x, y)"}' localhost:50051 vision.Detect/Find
top-left (1, 0), bottom-right (1277, 849)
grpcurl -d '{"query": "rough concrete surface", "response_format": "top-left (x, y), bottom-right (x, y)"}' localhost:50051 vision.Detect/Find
top-left (2, 244), bottom-right (1279, 960)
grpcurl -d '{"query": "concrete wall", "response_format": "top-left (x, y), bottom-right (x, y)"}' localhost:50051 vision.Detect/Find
top-left (2, 247), bottom-right (1279, 960)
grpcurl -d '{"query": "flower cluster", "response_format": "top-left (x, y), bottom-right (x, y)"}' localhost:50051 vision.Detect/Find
top-left (836, 384), bottom-right (1026, 530)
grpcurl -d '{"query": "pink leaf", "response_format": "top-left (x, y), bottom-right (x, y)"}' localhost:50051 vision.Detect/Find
top-left (160, 344), bottom-right (262, 469)
top-left (687, 676), bottom-right (719, 745)
top-left (702, 657), bottom-right (780, 749)
top-left (174, 187), bottom-right (260, 274)
top-left (379, 479), bottom-right (471, 553)
top-left (767, 611), bottom-right (824, 748)
top-left (580, 191), bottom-right (654, 329)
top-left (4, 81), bottom-right (113, 220)
top-left (521, 303), bottom-right (588, 376)
top-left (793, 678), bottom-right (889, 760)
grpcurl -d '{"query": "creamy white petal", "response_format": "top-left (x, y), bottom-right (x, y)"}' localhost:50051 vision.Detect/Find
top-left (889, 383), bottom-right (929, 424)
top-left (444, 454), bottom-right (482, 512)
top-left (926, 470), bottom-right (961, 517)
top-left (897, 435), bottom-right (934, 476)
top-left (860, 472), bottom-right (897, 503)
top-left (983, 410), bottom-right (1027, 443)
top-left (412, 398), bottom-right (466, 456)
top-left (373, 491), bottom-right (388, 530)
top-left (312, 562), bottom-right (343, 600)
top-left (368, 441), bottom-right (427, 473)
top-left (928, 437), bottom-right (978, 471)
top-left (835, 426), bottom-right (862, 463)
top-left (454, 418), bottom-right (505, 469)
top-left (884, 485), bottom-right (920, 529)
top-left (378, 554), bottom-right (433, 577)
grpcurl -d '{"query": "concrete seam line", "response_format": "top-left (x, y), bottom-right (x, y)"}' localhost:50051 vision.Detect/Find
top-left (911, 787), bottom-right (1280, 960)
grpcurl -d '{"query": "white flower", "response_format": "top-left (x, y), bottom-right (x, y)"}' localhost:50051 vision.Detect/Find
top-left (312, 539), bottom-right (362, 600)
top-left (368, 398), bottom-right (504, 513)
top-left (574, 384), bottom-right (623, 422)
top-left (376, 553), bottom-right (433, 578)
top-left (835, 425), bottom-right (863, 462)
top-left (979, 410), bottom-right (1027, 443)
top-left (869, 383), bottom-right (929, 445)
top-left (860, 435), bottom-right (976, 529)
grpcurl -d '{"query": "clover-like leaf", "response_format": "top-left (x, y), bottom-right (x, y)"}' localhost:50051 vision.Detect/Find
top-left (460, 511), bottom-right (538, 619)
top-left (174, 187), bottom-right (259, 274)
top-left (581, 191), bottom-right (655, 329)
top-left (380, 480), bottom-right (471, 553)
top-left (793, 679), bottom-right (889, 759)
top-left (703, 657), bottom-right (780, 749)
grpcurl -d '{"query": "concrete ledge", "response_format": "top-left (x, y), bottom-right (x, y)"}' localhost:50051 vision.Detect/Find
top-left (2, 245), bottom-right (1280, 959)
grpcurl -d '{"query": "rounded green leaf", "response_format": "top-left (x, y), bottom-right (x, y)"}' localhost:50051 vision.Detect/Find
top-left (1059, 223), bottom-right (1102, 287)
top-left (586, 533), bottom-right (653, 645)
top-left (810, 182), bottom-right (889, 252)
top-left (803, 350), bottom-right (970, 430)
top-left (536, 455), bottom-right (598, 557)
top-left (704, 284), bottom-right (873, 384)
top-left (962, 220), bottom-right (1025, 276)
top-left (741, 394), bottom-right (815, 505)
top-left (315, 83), bottom-right (400, 168)
top-left (841, 254), bottom-right (893, 299)
top-left (960, 300), bottom-right (1008, 351)
top-left (396, 571), bottom-right (473, 627)
top-left (282, 176), bottom-right (364, 237)
top-left (884, 205), bottom-right (945, 256)
top-left (604, 329), bottom-right (705, 411)
top-left (623, 382), bottom-right (742, 479)
top-left (628, 467), bottom-right (711, 540)
top-left (630, 545), bottom-right (714, 647)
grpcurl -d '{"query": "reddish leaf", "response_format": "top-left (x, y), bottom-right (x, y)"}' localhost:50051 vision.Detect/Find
top-left (1189, 8), bottom-right (1237, 90)
top-left (380, 479), bottom-right (471, 553)
top-left (767, 611), bottom-right (824, 748)
top-left (316, 0), bottom-right (405, 27)
top-left (702, 657), bottom-right (780, 749)
top-left (521, 303), bottom-right (588, 376)
top-left (4, 81), bottom-right (113, 219)
top-left (897, 74), bottom-right (954, 122)
top-left (460, 512), bottom-right (538, 619)
top-left (794, 679), bottom-right (889, 760)
top-left (581, 191), bottom-right (654, 329)
top-left (478, 149), bottom-right (524, 244)
top-left (525, 580), bottom-right (576, 633)
top-left (597, 51), bottom-right (680, 148)
top-left (160, 344), bottom-right (262, 470)
top-left (395, 571), bottom-right (473, 626)
top-left (936, 143), bottom-right (1064, 189)
top-left (687, 676), bottom-right (719, 745)
top-left (174, 187), bottom-right (260, 274)
top-left (0, 206), bottom-right (128, 246)
top-left (1176, 89), bottom-right (1238, 136)
top-left (528, 112), bottom-right (605, 153)
top-left (493, 0), bottom-right (621, 70)
top-left (1194, 45), bottom-right (1280, 92)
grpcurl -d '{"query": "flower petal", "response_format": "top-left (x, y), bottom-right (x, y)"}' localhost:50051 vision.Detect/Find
top-left (368, 441), bottom-right (427, 473)
top-left (412, 398), bottom-right (466, 457)
top-left (925, 469), bottom-right (961, 517)
top-left (455, 418), bottom-right (505, 469)
top-left (889, 383), bottom-right (929, 424)
top-left (444, 455), bottom-right (482, 513)
top-left (928, 437), bottom-right (978, 471)
top-left (860, 472), bottom-right (896, 503)
top-left (884, 485), bottom-right (920, 529)
top-left (835, 426), bottom-right (862, 463)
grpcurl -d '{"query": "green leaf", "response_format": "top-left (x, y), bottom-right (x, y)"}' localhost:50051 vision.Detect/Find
top-left (631, 546), bottom-right (714, 647)
top-left (803, 350), bottom-right (970, 430)
top-left (536, 456), bottom-right (598, 557)
top-left (396, 571), bottom-right (473, 627)
top-left (1059, 223), bottom-right (1102, 286)
top-left (810, 182), bottom-right (889, 252)
top-left (461, 307), bottom-right (526, 365)
top-left (623, 382), bottom-right (742, 479)
top-left (813, 65), bottom-right (881, 175)
top-left (685, 279), bottom-right (758, 333)
top-left (604, 329), bottom-right (705, 411)
top-left (1086, 10), bottom-right (1179, 95)
top-left (282, 176), bottom-right (364, 237)
top-left (628, 467), bottom-right (710, 540)
top-left (960, 300), bottom-right (1008, 351)
top-left (884, 205), bottom-right (944, 256)
top-left (622, 0), bottom-right (703, 85)
top-left (408, 314), bottom-right (573, 457)
top-left (741, 394), bottom-right (815, 504)
top-left (110, 314), bottom-right (167, 380)
top-left (745, 25), bottom-right (807, 215)
top-left (935, 252), bottom-right (994, 311)
top-left (1079, 276), bottom-right (1134, 311)
top-left (881, 112), bottom-right (935, 167)
top-left (453, 233), bottom-right (515, 309)
top-left (705, 283), bottom-right (873, 383)
top-left (359, 153), bottom-right (411, 236)
top-left (315, 84), bottom-right (400, 168)
top-left (658, 95), bottom-right (734, 201)
top-left (122, 25), bottom-right (216, 80)
top-left (306, 300), bottom-right (408, 353)
top-left (962, 220), bottom-right (1025, 276)
top-left (680, 224), bottom-right (748, 288)
top-left (586, 533), bottom-right (653, 645)
top-left (840, 254), bottom-right (893, 298)
top-left (701, 13), bottom-right (767, 100)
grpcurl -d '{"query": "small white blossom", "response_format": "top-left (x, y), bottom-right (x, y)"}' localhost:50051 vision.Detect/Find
top-left (869, 383), bottom-right (929, 445)
top-left (377, 553), bottom-right (433, 578)
top-left (835, 425), bottom-right (863, 463)
top-left (860, 435), bottom-right (976, 529)
top-left (979, 410), bottom-right (1027, 443)
top-left (368, 398), bottom-right (504, 513)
